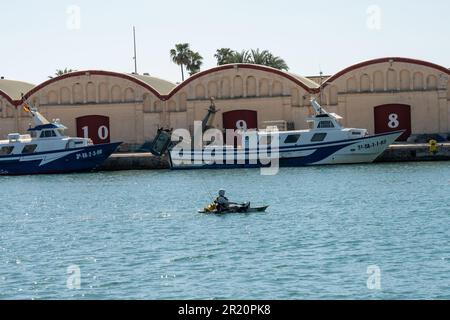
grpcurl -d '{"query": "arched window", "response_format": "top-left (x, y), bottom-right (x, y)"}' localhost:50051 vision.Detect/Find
top-left (143, 94), bottom-right (152, 113)
top-left (195, 84), bottom-right (206, 99)
top-left (124, 88), bottom-right (135, 102)
top-left (48, 90), bottom-right (58, 104)
top-left (346, 77), bottom-right (357, 93)
top-left (329, 86), bottom-right (338, 105)
top-left (290, 88), bottom-right (299, 106)
top-left (259, 79), bottom-right (269, 96)
top-left (373, 71), bottom-right (384, 91)
top-left (60, 87), bottom-right (71, 104)
top-left (360, 74), bottom-right (371, 92)
top-left (99, 83), bottom-right (109, 103)
top-left (168, 100), bottom-right (177, 112)
top-left (179, 93), bottom-right (187, 112)
top-left (400, 70), bottom-right (410, 91)
top-left (246, 76), bottom-right (257, 97)
top-left (207, 82), bottom-right (218, 98)
top-left (233, 76), bottom-right (243, 98)
top-left (413, 72), bottom-right (424, 90)
top-left (86, 82), bottom-right (96, 103)
top-left (111, 85), bottom-right (122, 102)
top-left (73, 83), bottom-right (84, 104)
top-left (272, 81), bottom-right (282, 96)
top-left (426, 75), bottom-right (437, 90)
top-left (154, 101), bottom-right (163, 113)
top-left (387, 69), bottom-right (397, 91)
top-left (221, 78), bottom-right (230, 98)
top-left (6, 104), bottom-right (15, 118)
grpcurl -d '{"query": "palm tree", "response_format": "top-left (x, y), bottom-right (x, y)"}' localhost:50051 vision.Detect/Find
top-left (214, 48), bottom-right (235, 65)
top-left (187, 51), bottom-right (203, 76)
top-left (229, 50), bottom-right (251, 64)
top-left (249, 49), bottom-right (270, 65)
top-left (213, 48), bottom-right (289, 70)
top-left (170, 43), bottom-right (191, 81)
top-left (264, 52), bottom-right (289, 71)
top-left (50, 68), bottom-right (75, 78)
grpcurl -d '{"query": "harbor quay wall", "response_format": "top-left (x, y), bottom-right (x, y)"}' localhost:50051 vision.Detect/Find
top-left (376, 143), bottom-right (450, 162)
top-left (100, 153), bottom-right (170, 170)
top-left (98, 143), bottom-right (450, 171)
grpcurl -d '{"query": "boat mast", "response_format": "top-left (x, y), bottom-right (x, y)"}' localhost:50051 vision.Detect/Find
top-left (133, 26), bottom-right (138, 74)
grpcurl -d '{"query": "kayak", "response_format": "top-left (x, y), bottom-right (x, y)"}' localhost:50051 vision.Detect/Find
top-left (199, 202), bottom-right (269, 214)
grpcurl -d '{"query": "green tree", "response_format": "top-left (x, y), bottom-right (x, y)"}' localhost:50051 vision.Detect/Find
top-left (264, 52), bottom-right (289, 71)
top-left (170, 43), bottom-right (191, 81)
top-left (249, 49), bottom-right (270, 65)
top-left (229, 50), bottom-right (251, 64)
top-left (214, 48), bottom-right (235, 65)
top-left (50, 68), bottom-right (75, 78)
top-left (214, 48), bottom-right (289, 71)
top-left (187, 51), bottom-right (203, 76)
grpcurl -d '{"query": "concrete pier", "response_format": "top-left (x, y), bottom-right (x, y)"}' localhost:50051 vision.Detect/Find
top-left (99, 153), bottom-right (170, 171)
top-left (98, 143), bottom-right (450, 171)
top-left (376, 143), bottom-right (450, 162)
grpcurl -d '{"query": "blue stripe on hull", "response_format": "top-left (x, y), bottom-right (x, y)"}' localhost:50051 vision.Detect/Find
top-left (0, 142), bottom-right (121, 175)
top-left (171, 143), bottom-right (352, 170)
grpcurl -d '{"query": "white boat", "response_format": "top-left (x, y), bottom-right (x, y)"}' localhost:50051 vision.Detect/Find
top-left (0, 105), bottom-right (121, 175)
top-left (165, 99), bottom-right (403, 169)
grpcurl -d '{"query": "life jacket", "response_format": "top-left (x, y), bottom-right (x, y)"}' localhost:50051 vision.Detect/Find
top-left (214, 196), bottom-right (229, 211)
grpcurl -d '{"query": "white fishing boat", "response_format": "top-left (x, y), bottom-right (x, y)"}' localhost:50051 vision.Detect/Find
top-left (0, 104), bottom-right (121, 175)
top-left (151, 99), bottom-right (403, 169)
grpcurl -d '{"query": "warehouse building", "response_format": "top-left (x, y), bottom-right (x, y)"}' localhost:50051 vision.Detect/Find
top-left (1, 57), bottom-right (449, 150)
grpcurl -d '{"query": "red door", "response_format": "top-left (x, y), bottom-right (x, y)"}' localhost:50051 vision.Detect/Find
top-left (223, 110), bottom-right (257, 147)
top-left (223, 110), bottom-right (257, 130)
top-left (76, 115), bottom-right (110, 144)
top-left (374, 104), bottom-right (411, 141)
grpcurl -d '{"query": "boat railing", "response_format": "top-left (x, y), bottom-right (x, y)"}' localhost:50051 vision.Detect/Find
top-left (8, 133), bottom-right (31, 142)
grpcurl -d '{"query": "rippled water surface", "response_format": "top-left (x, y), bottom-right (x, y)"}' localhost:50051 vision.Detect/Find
top-left (0, 162), bottom-right (449, 299)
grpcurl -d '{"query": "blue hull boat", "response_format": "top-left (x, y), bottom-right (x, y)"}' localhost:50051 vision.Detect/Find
top-left (0, 142), bottom-right (121, 175)
top-left (0, 103), bottom-right (121, 175)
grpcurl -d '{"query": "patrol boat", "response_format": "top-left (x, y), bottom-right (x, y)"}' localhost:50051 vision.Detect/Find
top-left (151, 98), bottom-right (404, 169)
top-left (0, 105), bottom-right (121, 175)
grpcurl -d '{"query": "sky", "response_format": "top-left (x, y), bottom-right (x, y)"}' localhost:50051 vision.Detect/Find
top-left (0, 0), bottom-right (449, 85)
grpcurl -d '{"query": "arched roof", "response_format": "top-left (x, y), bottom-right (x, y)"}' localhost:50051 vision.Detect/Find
top-left (0, 79), bottom-right (35, 104)
top-left (165, 63), bottom-right (319, 98)
top-left (0, 89), bottom-right (14, 105)
top-left (4, 57), bottom-right (449, 106)
top-left (22, 70), bottom-right (168, 103)
top-left (322, 57), bottom-right (450, 89)
top-left (128, 74), bottom-right (176, 95)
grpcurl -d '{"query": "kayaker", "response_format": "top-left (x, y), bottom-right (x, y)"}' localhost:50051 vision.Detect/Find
top-left (214, 189), bottom-right (230, 212)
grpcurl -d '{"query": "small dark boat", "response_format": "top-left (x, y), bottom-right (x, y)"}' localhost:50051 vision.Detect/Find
top-left (199, 202), bottom-right (269, 214)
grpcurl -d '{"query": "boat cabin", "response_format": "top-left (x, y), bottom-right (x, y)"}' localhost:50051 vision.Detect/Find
top-left (0, 111), bottom-right (92, 157)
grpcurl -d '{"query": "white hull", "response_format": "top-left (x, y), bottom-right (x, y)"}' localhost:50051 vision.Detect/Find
top-left (170, 131), bottom-right (403, 169)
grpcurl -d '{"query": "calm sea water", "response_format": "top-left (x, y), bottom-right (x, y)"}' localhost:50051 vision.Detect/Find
top-left (0, 162), bottom-right (449, 300)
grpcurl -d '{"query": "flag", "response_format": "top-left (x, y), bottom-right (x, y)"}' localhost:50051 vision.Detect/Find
top-left (23, 104), bottom-right (30, 113)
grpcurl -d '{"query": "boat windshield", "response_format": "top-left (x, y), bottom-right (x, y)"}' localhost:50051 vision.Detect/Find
top-left (57, 129), bottom-right (66, 136)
